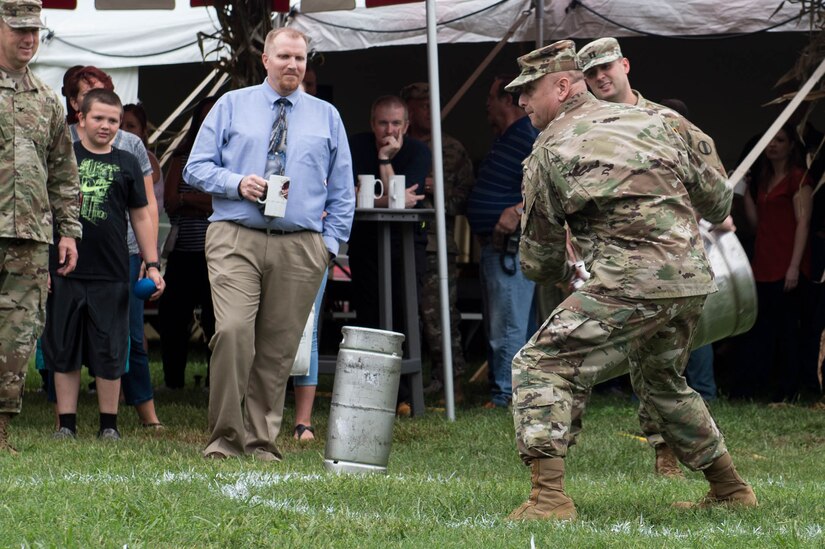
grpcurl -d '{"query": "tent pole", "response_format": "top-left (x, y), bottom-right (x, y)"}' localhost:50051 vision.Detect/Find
top-left (440, 8), bottom-right (533, 120)
top-left (148, 67), bottom-right (220, 146)
top-left (426, 0), bottom-right (454, 421)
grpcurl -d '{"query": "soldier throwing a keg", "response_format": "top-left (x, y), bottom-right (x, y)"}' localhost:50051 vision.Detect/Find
top-left (504, 40), bottom-right (756, 521)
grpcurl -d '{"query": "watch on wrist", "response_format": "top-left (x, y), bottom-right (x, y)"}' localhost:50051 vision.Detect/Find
top-left (145, 261), bottom-right (161, 271)
top-left (378, 157), bottom-right (392, 165)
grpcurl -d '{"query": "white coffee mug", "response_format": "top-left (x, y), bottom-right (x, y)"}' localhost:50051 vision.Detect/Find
top-left (356, 174), bottom-right (384, 208)
top-left (257, 174), bottom-right (289, 218)
top-left (388, 175), bottom-right (406, 209)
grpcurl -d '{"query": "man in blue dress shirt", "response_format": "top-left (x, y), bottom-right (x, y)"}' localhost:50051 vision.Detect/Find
top-left (185, 27), bottom-right (355, 461)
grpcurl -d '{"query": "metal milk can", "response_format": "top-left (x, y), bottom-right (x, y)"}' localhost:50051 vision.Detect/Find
top-left (324, 326), bottom-right (405, 475)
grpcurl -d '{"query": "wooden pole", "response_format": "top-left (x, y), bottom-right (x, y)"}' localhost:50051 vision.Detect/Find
top-left (727, 57), bottom-right (825, 187)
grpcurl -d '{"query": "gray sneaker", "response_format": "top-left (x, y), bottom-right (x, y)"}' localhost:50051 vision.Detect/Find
top-left (97, 428), bottom-right (121, 441)
top-left (52, 427), bottom-right (76, 440)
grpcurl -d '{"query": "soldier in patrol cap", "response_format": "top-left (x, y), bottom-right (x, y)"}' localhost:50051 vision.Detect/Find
top-left (503, 39), bottom-right (756, 520)
top-left (1, 0), bottom-right (44, 29)
top-left (0, 0), bottom-right (82, 454)
top-left (400, 82), bottom-right (474, 404)
top-left (578, 36), bottom-right (734, 480)
top-left (578, 36), bottom-right (725, 175)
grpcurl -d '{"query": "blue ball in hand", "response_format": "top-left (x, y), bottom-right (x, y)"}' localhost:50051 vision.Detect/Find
top-left (133, 277), bottom-right (157, 300)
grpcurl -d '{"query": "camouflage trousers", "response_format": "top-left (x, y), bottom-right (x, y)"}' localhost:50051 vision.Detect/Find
top-left (0, 239), bottom-right (48, 414)
top-left (512, 291), bottom-right (727, 471)
top-left (420, 251), bottom-right (465, 381)
top-left (636, 356), bottom-right (689, 448)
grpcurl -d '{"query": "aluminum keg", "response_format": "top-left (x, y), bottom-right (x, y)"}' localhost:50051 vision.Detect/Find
top-left (691, 226), bottom-right (757, 349)
top-left (324, 326), bottom-right (405, 475)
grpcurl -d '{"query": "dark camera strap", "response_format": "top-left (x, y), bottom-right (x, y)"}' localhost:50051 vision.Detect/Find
top-left (500, 251), bottom-right (517, 276)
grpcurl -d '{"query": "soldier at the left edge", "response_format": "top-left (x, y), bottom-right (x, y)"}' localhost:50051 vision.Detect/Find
top-left (0, 0), bottom-right (82, 454)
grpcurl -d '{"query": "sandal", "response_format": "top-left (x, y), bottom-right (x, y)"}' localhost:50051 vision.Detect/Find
top-left (293, 424), bottom-right (315, 441)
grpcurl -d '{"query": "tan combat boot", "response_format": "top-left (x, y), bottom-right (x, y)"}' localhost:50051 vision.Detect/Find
top-left (0, 413), bottom-right (19, 456)
top-left (508, 457), bottom-right (577, 521)
top-left (674, 453), bottom-right (757, 508)
top-left (654, 444), bottom-right (685, 478)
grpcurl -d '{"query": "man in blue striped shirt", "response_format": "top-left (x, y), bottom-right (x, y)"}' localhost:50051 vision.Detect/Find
top-left (466, 75), bottom-right (539, 409)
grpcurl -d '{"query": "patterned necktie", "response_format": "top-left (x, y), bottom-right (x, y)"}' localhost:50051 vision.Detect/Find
top-left (265, 97), bottom-right (289, 179)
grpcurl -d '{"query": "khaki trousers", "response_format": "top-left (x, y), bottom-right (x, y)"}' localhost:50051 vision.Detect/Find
top-left (203, 222), bottom-right (328, 457)
top-left (0, 239), bottom-right (48, 414)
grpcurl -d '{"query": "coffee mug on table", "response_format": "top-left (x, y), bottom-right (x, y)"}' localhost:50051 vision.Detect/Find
top-left (356, 174), bottom-right (384, 208)
top-left (257, 174), bottom-right (290, 218)
top-left (388, 175), bottom-right (406, 209)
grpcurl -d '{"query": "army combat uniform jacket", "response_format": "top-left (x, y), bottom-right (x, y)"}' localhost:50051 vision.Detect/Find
top-left (0, 68), bottom-right (81, 243)
top-left (519, 92), bottom-right (732, 299)
top-left (633, 90), bottom-right (726, 177)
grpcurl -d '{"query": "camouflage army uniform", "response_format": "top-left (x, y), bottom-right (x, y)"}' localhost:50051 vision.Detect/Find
top-left (0, 67), bottom-right (81, 414)
top-left (419, 133), bottom-right (474, 383)
top-left (564, 89), bottom-right (730, 448)
top-left (630, 89), bottom-right (727, 449)
top-left (512, 91), bottom-right (733, 471)
top-left (635, 90), bottom-right (725, 176)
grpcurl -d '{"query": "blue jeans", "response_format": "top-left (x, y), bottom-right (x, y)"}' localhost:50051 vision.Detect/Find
top-left (479, 244), bottom-right (536, 406)
top-left (121, 254), bottom-right (154, 405)
top-left (685, 344), bottom-right (716, 401)
top-left (293, 268), bottom-right (327, 387)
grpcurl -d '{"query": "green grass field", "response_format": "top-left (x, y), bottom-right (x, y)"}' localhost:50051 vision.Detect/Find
top-left (1, 356), bottom-right (823, 548)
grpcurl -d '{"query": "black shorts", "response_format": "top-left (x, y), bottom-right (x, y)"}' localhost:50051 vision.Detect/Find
top-left (42, 277), bottom-right (130, 380)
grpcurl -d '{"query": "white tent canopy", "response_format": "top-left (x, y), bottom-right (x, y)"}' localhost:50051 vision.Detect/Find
top-left (32, 3), bottom-right (223, 104)
top-left (29, 0), bottom-right (808, 99)
top-left (291, 0), bottom-right (807, 52)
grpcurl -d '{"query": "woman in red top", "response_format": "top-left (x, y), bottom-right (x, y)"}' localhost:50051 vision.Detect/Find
top-left (738, 124), bottom-right (813, 401)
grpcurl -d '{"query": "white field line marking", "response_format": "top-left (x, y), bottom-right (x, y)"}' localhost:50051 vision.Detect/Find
top-left (7, 471), bottom-right (825, 540)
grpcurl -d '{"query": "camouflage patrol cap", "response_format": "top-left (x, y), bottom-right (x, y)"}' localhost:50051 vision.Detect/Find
top-left (400, 82), bottom-right (429, 101)
top-left (504, 40), bottom-right (581, 92)
top-left (1, 0), bottom-right (43, 29)
top-left (578, 37), bottom-right (623, 73)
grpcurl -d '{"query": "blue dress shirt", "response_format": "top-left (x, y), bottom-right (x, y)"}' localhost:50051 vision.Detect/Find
top-left (184, 81), bottom-right (355, 256)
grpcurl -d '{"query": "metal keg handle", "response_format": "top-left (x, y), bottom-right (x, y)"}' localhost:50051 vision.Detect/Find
top-left (566, 231), bottom-right (590, 290)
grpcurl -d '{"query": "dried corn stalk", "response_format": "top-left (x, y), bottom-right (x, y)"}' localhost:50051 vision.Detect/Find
top-left (196, 1), bottom-right (276, 90)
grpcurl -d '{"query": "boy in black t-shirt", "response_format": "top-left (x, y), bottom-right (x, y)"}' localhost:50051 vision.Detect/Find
top-left (42, 89), bottom-right (166, 441)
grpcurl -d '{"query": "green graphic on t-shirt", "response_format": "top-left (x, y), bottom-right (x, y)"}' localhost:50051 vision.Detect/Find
top-left (78, 157), bottom-right (120, 225)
